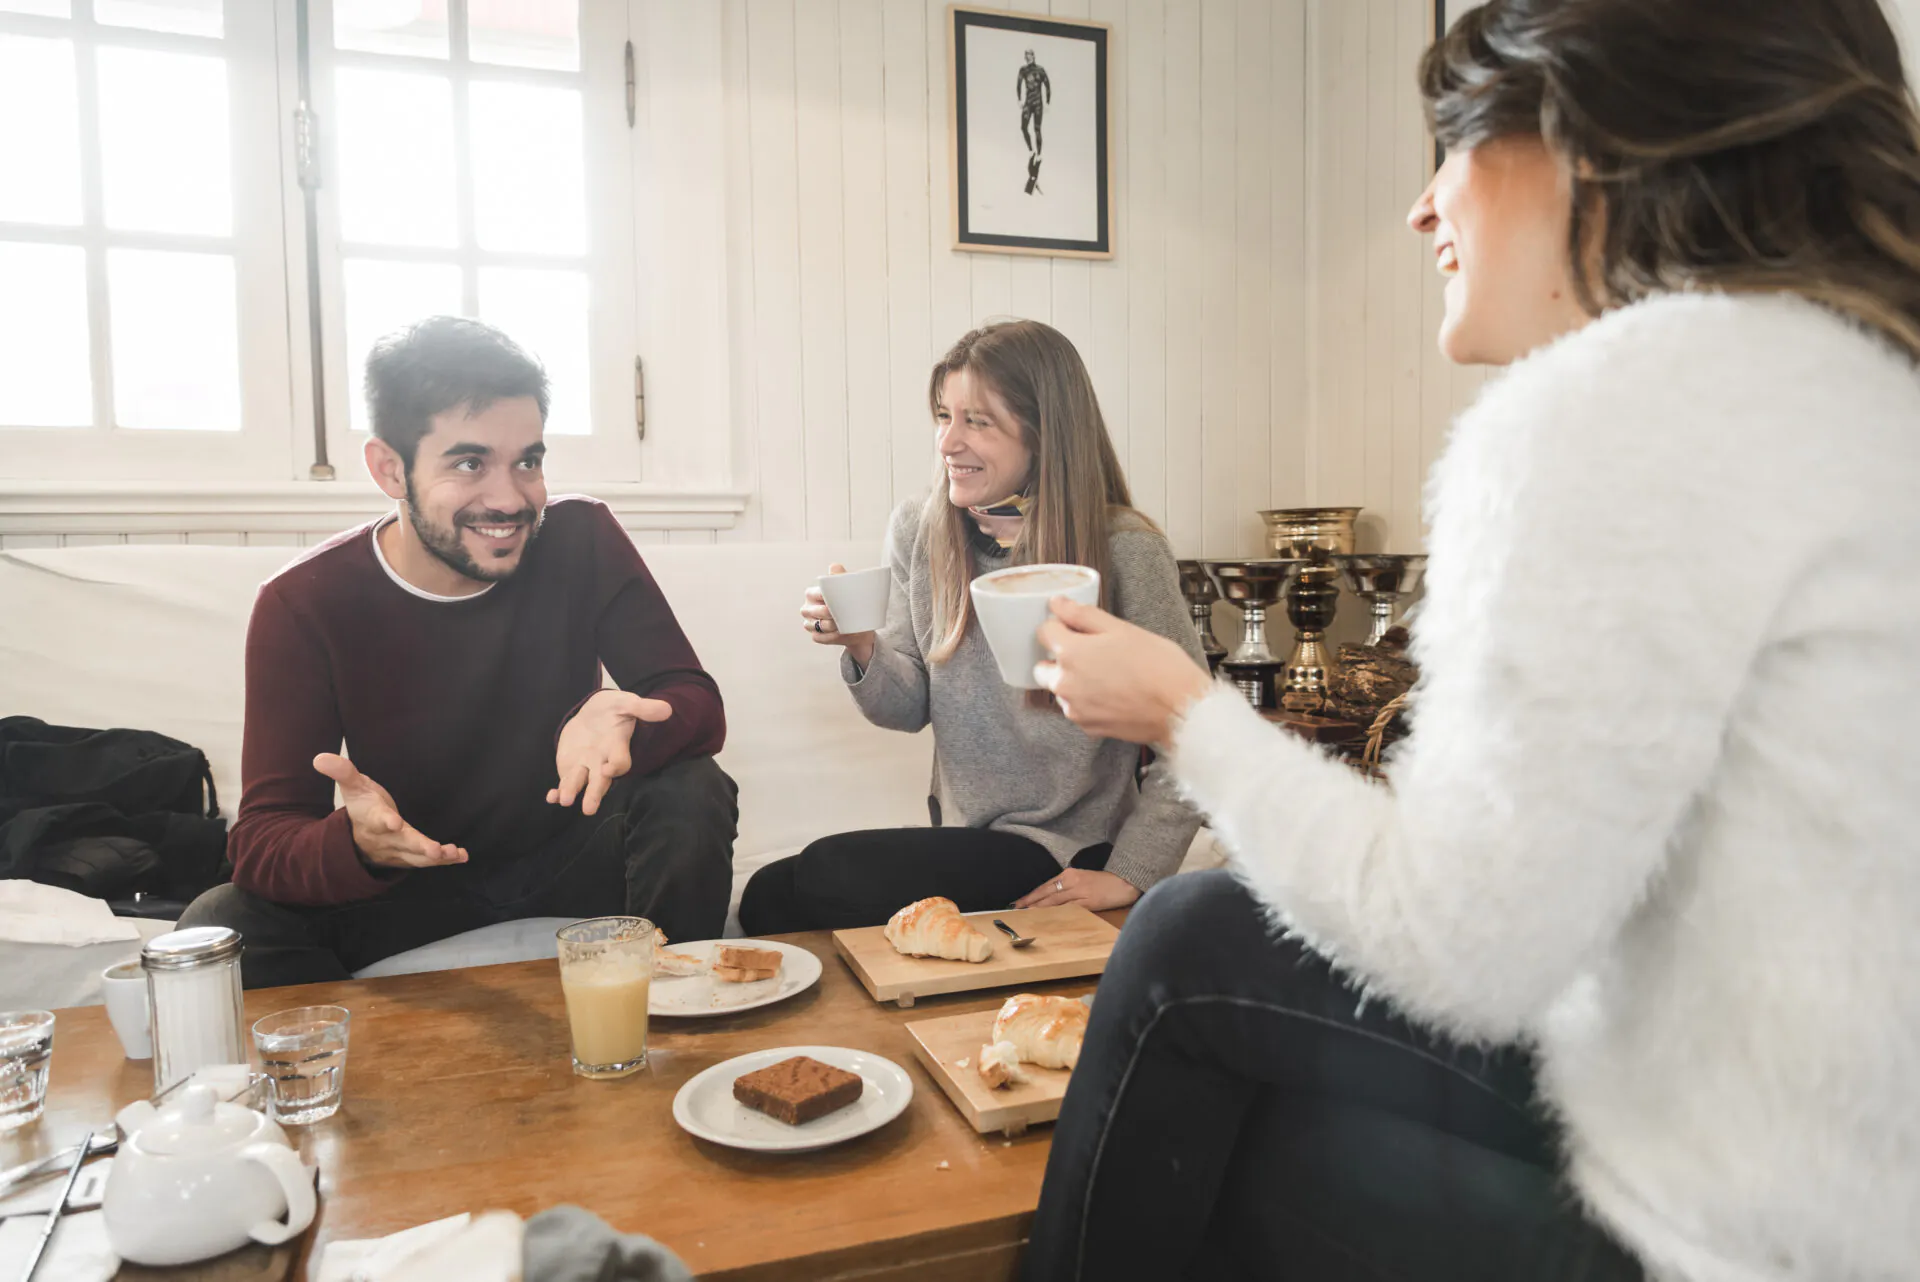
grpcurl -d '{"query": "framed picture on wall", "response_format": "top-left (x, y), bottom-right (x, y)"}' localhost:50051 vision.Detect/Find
top-left (948, 5), bottom-right (1114, 259)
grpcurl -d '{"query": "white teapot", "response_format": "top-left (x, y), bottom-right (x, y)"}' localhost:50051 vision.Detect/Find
top-left (103, 1084), bottom-right (317, 1266)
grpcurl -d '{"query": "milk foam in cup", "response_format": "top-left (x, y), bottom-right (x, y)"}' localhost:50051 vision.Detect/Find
top-left (969, 563), bottom-right (1101, 688)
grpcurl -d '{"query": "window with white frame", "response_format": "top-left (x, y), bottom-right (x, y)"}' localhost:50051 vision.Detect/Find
top-left (0, 0), bottom-right (296, 481)
top-left (0, 0), bottom-right (648, 491)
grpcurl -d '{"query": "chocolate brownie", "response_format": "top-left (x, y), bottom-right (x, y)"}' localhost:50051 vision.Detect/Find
top-left (732, 1055), bottom-right (864, 1125)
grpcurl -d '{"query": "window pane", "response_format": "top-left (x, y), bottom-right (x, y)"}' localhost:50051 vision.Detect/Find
top-left (108, 249), bottom-right (240, 431)
top-left (0, 0), bottom-right (70, 16)
top-left (342, 258), bottom-right (462, 433)
top-left (469, 0), bottom-right (578, 72)
top-left (334, 0), bottom-right (449, 60)
top-left (335, 68), bottom-right (455, 248)
top-left (478, 268), bottom-right (587, 436)
top-left (0, 244), bottom-right (92, 427)
top-left (98, 47), bottom-right (232, 236)
top-left (96, 0), bottom-right (222, 38)
top-left (470, 82), bottom-right (585, 255)
top-left (0, 36), bottom-right (82, 226)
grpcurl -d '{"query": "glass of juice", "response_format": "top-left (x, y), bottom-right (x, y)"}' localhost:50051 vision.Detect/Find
top-left (557, 917), bottom-right (654, 1079)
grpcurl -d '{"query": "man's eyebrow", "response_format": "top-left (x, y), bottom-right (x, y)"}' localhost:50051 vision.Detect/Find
top-left (520, 442), bottom-right (548, 460)
top-left (440, 441), bottom-right (492, 459)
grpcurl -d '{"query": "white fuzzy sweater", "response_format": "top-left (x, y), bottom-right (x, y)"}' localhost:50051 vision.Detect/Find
top-left (1170, 293), bottom-right (1920, 1282)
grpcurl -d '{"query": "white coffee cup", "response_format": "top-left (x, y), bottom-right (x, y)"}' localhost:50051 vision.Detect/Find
top-left (102, 959), bottom-right (152, 1060)
top-left (818, 565), bottom-right (892, 634)
top-left (969, 563), bottom-right (1102, 688)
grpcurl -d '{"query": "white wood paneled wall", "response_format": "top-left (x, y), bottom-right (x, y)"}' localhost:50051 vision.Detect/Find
top-left (4, 0), bottom-right (1505, 557)
top-left (719, 0), bottom-right (1310, 560)
top-left (1305, 0), bottom-right (1484, 555)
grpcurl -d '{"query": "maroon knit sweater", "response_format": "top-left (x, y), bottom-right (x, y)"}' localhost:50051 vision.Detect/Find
top-left (228, 496), bottom-right (725, 906)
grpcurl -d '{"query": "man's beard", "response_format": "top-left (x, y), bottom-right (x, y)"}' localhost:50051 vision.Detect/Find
top-left (403, 478), bottom-right (543, 585)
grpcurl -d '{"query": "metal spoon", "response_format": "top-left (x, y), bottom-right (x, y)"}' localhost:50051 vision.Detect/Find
top-left (0, 1132), bottom-right (118, 1202)
top-left (993, 919), bottom-right (1035, 949)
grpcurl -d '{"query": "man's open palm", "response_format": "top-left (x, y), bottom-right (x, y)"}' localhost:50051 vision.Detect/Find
top-left (550, 690), bottom-right (674, 816)
top-left (314, 753), bottom-right (468, 870)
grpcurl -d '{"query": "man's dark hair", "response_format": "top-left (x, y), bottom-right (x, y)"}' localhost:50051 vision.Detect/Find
top-left (364, 316), bottom-right (550, 468)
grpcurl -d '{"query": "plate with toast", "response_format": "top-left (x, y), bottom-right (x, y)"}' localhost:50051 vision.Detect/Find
top-left (648, 938), bottom-right (822, 1017)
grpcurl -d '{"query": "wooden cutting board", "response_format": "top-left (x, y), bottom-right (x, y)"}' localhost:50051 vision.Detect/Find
top-left (831, 905), bottom-right (1119, 1006)
top-left (906, 1005), bottom-right (1081, 1136)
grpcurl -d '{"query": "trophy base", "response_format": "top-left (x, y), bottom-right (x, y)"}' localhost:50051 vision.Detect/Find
top-left (1221, 660), bottom-right (1285, 711)
top-left (1281, 634), bottom-right (1338, 713)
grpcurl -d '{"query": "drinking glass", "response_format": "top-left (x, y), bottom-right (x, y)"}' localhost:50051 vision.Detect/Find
top-left (557, 917), bottom-right (654, 1080)
top-left (252, 1005), bottom-right (351, 1125)
top-left (0, 1010), bottom-right (54, 1131)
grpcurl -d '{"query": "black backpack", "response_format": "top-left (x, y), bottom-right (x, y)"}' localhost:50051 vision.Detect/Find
top-left (0, 716), bottom-right (229, 912)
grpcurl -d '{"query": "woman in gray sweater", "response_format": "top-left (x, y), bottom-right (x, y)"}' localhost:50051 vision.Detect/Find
top-left (737, 320), bottom-right (1205, 933)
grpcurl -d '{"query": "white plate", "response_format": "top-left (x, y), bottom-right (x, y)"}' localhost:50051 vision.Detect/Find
top-left (671, 1045), bottom-right (914, 1154)
top-left (648, 939), bottom-right (822, 1017)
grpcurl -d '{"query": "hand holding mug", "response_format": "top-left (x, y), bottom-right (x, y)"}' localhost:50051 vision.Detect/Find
top-left (802, 563), bottom-right (878, 667)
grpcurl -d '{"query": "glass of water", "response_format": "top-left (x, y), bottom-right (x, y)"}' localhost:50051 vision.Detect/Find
top-left (0, 1010), bottom-right (55, 1131)
top-left (252, 1006), bottom-right (350, 1125)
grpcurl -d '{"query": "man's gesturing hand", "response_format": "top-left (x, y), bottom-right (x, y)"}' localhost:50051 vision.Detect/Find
top-left (549, 690), bottom-right (674, 816)
top-left (314, 753), bottom-right (468, 870)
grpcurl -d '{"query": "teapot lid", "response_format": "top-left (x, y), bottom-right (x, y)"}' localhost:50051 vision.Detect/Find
top-left (137, 1084), bottom-right (261, 1156)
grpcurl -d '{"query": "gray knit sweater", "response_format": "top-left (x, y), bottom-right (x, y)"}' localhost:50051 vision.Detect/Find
top-left (840, 498), bottom-right (1206, 892)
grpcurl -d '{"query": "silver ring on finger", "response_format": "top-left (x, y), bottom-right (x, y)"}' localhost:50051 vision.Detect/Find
top-left (814, 618), bottom-right (825, 633)
top-left (1055, 881), bottom-right (1064, 892)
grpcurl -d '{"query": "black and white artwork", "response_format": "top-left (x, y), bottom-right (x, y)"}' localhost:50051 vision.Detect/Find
top-left (950, 7), bottom-right (1112, 259)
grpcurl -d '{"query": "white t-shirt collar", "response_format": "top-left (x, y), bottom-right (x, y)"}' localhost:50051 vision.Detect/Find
top-left (370, 512), bottom-right (497, 604)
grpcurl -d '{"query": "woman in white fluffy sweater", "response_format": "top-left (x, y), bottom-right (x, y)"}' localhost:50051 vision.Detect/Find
top-left (1021, 0), bottom-right (1920, 1279)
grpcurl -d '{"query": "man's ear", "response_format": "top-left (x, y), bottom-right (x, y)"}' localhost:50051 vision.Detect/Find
top-left (365, 437), bottom-right (410, 503)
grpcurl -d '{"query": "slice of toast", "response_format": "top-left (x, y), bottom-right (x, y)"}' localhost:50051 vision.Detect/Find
top-left (715, 944), bottom-right (783, 972)
top-left (712, 962), bottom-right (781, 984)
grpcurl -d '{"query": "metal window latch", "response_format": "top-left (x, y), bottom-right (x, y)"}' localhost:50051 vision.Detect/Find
top-left (624, 40), bottom-right (636, 128)
top-left (634, 356), bottom-right (646, 441)
top-left (295, 102), bottom-right (320, 191)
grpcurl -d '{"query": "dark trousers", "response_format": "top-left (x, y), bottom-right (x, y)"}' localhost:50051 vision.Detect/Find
top-left (737, 826), bottom-right (1110, 936)
top-left (181, 757), bottom-right (738, 989)
top-left (1022, 870), bottom-right (1645, 1282)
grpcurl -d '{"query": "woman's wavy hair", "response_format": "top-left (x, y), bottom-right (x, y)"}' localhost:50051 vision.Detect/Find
top-left (1421, 0), bottom-right (1920, 357)
top-left (921, 320), bottom-right (1144, 665)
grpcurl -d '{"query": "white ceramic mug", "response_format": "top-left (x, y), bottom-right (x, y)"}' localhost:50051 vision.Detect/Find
top-left (968, 563), bottom-right (1101, 688)
top-left (102, 959), bottom-right (152, 1060)
top-left (818, 566), bottom-right (892, 634)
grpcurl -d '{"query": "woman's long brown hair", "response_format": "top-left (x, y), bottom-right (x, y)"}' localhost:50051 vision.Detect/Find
top-left (922, 320), bottom-right (1146, 665)
top-left (1421, 0), bottom-right (1920, 357)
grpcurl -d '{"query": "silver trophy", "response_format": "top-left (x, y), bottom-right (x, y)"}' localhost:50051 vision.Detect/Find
top-left (1176, 560), bottom-right (1228, 672)
top-left (1203, 560), bottom-right (1301, 708)
top-left (1333, 554), bottom-right (1428, 647)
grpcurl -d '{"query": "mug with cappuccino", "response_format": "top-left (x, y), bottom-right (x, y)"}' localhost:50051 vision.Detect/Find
top-left (969, 563), bottom-right (1101, 688)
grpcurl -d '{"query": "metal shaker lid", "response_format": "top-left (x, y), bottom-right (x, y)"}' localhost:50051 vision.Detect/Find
top-left (141, 926), bottom-right (243, 970)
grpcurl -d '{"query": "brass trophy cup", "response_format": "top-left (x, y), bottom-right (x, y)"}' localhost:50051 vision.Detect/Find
top-left (1176, 560), bottom-right (1228, 673)
top-left (1202, 560), bottom-right (1301, 709)
top-left (1333, 553), bottom-right (1428, 647)
top-left (1257, 507), bottom-right (1363, 711)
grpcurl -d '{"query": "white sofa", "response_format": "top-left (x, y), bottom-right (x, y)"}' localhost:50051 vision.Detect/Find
top-left (0, 537), bottom-right (940, 1006)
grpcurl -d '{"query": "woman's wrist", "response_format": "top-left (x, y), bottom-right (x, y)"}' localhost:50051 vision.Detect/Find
top-left (845, 634), bottom-right (877, 669)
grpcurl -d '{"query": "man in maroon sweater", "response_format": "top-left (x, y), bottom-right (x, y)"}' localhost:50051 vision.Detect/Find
top-left (180, 317), bottom-right (736, 987)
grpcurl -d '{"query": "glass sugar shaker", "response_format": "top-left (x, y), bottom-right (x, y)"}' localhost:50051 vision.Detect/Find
top-left (141, 926), bottom-right (246, 1096)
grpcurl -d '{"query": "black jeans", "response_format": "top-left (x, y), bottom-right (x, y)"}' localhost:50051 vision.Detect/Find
top-left (1022, 870), bottom-right (1644, 1282)
top-left (737, 826), bottom-right (1111, 935)
top-left (180, 756), bottom-right (738, 989)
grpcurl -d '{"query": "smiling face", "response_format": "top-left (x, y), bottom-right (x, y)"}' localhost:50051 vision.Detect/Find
top-left (934, 368), bottom-right (1035, 510)
top-left (1407, 135), bottom-right (1592, 365)
top-left (368, 395), bottom-right (548, 589)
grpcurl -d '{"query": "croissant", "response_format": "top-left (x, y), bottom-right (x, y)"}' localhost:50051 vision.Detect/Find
top-left (884, 897), bottom-right (995, 964)
top-left (991, 993), bottom-right (1087, 1071)
top-left (977, 1040), bottom-right (1027, 1090)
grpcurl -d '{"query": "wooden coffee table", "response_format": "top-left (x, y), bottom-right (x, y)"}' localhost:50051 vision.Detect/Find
top-left (10, 916), bottom-right (1125, 1281)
